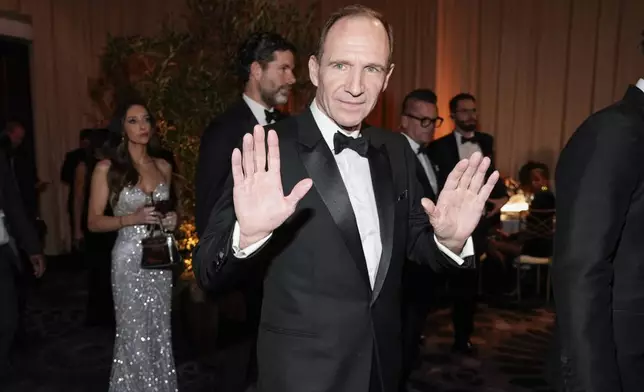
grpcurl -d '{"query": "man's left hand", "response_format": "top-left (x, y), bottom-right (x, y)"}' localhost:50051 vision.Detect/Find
top-left (422, 152), bottom-right (499, 253)
top-left (29, 254), bottom-right (46, 278)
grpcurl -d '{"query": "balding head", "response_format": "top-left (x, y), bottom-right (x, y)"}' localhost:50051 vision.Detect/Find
top-left (309, 5), bottom-right (395, 131)
top-left (316, 5), bottom-right (394, 66)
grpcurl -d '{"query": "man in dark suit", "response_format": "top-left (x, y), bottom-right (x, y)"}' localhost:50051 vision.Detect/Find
top-left (61, 129), bottom-right (92, 249)
top-left (194, 5), bottom-right (499, 392)
top-left (428, 93), bottom-right (508, 354)
top-left (195, 31), bottom-right (296, 392)
top-left (397, 89), bottom-right (443, 389)
top-left (0, 121), bottom-right (44, 227)
top-left (195, 32), bottom-right (297, 236)
top-left (0, 149), bottom-right (45, 383)
top-left (551, 45), bottom-right (644, 391)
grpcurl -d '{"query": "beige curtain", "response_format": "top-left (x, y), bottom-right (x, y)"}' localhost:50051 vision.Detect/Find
top-left (0, 0), bottom-right (186, 254)
top-left (434, 0), bottom-right (644, 180)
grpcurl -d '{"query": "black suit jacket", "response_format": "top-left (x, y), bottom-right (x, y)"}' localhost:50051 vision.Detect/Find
top-left (428, 131), bottom-right (506, 199)
top-left (552, 85), bottom-right (644, 392)
top-left (61, 148), bottom-right (87, 215)
top-left (414, 149), bottom-right (438, 202)
top-left (0, 150), bottom-right (41, 267)
top-left (193, 109), bottom-right (474, 392)
top-left (195, 99), bottom-right (258, 237)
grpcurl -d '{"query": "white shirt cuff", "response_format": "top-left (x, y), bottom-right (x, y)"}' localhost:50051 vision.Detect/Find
top-left (231, 221), bottom-right (272, 258)
top-left (433, 235), bottom-right (474, 265)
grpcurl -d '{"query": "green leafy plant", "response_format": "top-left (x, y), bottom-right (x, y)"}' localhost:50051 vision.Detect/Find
top-left (90, 0), bottom-right (318, 219)
top-left (89, 0), bottom-right (319, 266)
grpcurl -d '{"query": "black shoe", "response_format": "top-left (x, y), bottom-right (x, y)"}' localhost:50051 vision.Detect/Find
top-left (451, 340), bottom-right (477, 356)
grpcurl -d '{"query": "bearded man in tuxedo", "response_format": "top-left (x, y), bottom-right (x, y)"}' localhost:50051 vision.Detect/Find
top-left (194, 5), bottom-right (498, 392)
top-left (195, 31), bottom-right (296, 392)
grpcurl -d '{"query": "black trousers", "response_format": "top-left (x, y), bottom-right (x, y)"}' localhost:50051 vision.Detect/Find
top-left (400, 262), bottom-right (438, 389)
top-left (0, 246), bottom-right (19, 378)
top-left (448, 268), bottom-right (477, 344)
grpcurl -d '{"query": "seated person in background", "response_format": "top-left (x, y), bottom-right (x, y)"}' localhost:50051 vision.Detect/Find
top-left (488, 162), bottom-right (555, 291)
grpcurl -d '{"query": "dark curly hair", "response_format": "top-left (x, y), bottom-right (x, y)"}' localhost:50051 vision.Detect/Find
top-left (518, 161), bottom-right (550, 188)
top-left (104, 99), bottom-right (164, 204)
top-left (237, 32), bottom-right (296, 83)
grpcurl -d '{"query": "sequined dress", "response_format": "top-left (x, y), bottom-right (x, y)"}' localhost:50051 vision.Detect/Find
top-left (109, 183), bottom-right (177, 391)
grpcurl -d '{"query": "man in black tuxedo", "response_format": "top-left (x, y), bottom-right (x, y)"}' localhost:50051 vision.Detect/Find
top-left (195, 32), bottom-right (296, 236)
top-left (397, 89), bottom-right (443, 389)
top-left (194, 5), bottom-right (499, 392)
top-left (195, 31), bottom-right (296, 392)
top-left (428, 93), bottom-right (507, 354)
top-left (0, 149), bottom-right (45, 383)
top-left (551, 40), bottom-right (644, 391)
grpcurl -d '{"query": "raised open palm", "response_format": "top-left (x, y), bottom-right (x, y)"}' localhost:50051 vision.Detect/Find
top-left (421, 152), bottom-right (500, 252)
top-left (232, 125), bottom-right (313, 247)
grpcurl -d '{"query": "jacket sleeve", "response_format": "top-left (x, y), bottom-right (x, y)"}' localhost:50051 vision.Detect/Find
top-left (552, 111), bottom-right (642, 391)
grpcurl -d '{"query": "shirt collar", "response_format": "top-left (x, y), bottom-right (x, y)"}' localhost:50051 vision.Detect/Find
top-left (242, 94), bottom-right (273, 124)
top-left (309, 99), bottom-right (360, 153)
top-left (401, 132), bottom-right (421, 153)
top-left (636, 78), bottom-right (644, 94)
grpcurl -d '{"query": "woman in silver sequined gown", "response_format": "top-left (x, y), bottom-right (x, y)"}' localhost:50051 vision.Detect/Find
top-left (87, 101), bottom-right (179, 392)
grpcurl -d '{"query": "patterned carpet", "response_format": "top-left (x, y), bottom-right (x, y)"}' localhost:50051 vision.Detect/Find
top-left (2, 258), bottom-right (556, 392)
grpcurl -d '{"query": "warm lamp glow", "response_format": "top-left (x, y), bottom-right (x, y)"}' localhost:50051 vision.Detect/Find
top-left (177, 220), bottom-right (198, 272)
top-left (501, 193), bottom-right (530, 213)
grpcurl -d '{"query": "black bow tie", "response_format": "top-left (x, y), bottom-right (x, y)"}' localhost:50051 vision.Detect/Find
top-left (333, 132), bottom-right (369, 157)
top-left (265, 109), bottom-right (285, 124)
top-left (417, 145), bottom-right (430, 155)
top-left (461, 135), bottom-right (479, 144)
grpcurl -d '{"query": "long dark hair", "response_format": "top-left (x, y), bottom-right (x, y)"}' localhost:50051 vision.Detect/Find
top-left (105, 99), bottom-right (164, 204)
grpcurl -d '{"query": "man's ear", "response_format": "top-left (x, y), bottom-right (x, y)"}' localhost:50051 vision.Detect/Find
top-left (381, 63), bottom-right (395, 92)
top-left (308, 55), bottom-right (320, 87)
top-left (250, 61), bottom-right (263, 81)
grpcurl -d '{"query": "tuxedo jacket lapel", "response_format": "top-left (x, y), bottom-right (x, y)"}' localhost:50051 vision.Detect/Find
top-left (367, 138), bottom-right (395, 304)
top-left (477, 132), bottom-right (493, 157)
top-left (448, 133), bottom-right (461, 168)
top-left (414, 155), bottom-right (436, 202)
top-left (296, 112), bottom-right (372, 290)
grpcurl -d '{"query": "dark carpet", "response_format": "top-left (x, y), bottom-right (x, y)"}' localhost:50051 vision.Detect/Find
top-left (2, 258), bottom-right (556, 392)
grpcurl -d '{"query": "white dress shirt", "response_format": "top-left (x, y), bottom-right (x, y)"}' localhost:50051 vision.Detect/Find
top-left (454, 131), bottom-right (482, 160)
top-left (636, 78), bottom-right (644, 93)
top-left (242, 94), bottom-right (276, 126)
top-left (401, 133), bottom-right (438, 195)
top-left (231, 100), bottom-right (474, 288)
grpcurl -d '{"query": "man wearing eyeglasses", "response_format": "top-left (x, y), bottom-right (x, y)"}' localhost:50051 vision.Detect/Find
top-left (428, 93), bottom-right (508, 355)
top-left (398, 89), bottom-right (444, 390)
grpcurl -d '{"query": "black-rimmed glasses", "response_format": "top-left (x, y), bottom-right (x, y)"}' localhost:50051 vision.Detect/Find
top-left (403, 113), bottom-right (443, 128)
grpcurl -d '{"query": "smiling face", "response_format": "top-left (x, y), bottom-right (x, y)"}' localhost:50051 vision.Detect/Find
top-left (123, 104), bottom-right (152, 145)
top-left (401, 100), bottom-right (439, 145)
top-left (309, 15), bottom-right (394, 131)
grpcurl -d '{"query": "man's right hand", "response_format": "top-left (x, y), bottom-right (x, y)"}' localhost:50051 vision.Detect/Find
top-left (233, 125), bottom-right (313, 249)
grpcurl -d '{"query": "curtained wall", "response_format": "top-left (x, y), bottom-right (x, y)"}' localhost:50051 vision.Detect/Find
top-left (433, 0), bottom-right (644, 179)
top-left (1, 0), bottom-right (643, 254)
top-left (0, 0), bottom-right (186, 254)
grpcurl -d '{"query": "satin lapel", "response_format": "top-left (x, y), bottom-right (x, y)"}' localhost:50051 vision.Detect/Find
top-left (415, 156), bottom-right (436, 202)
top-left (478, 132), bottom-right (493, 157)
top-left (449, 133), bottom-right (461, 169)
top-left (296, 112), bottom-right (372, 290)
top-left (368, 141), bottom-right (395, 305)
